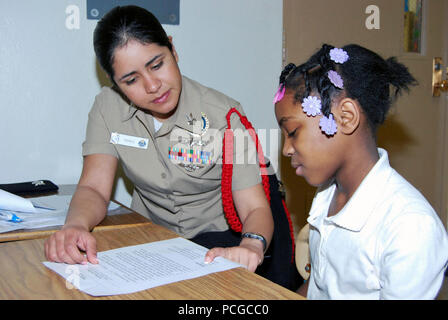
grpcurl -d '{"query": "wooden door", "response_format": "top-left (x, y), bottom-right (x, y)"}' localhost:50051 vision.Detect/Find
top-left (282, 0), bottom-right (448, 230)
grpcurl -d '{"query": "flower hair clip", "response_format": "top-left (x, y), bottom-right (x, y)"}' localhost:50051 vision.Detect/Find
top-left (319, 114), bottom-right (338, 136)
top-left (328, 70), bottom-right (344, 89)
top-left (327, 48), bottom-right (348, 90)
top-left (302, 95), bottom-right (338, 136)
top-left (302, 96), bottom-right (322, 116)
top-left (329, 48), bottom-right (349, 64)
top-left (273, 84), bottom-right (286, 104)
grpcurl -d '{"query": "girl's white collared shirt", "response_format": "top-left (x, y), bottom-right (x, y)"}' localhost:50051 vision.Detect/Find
top-left (307, 148), bottom-right (448, 299)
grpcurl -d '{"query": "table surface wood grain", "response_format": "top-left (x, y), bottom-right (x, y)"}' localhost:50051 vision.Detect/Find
top-left (0, 223), bottom-right (304, 300)
top-left (0, 184), bottom-right (304, 300)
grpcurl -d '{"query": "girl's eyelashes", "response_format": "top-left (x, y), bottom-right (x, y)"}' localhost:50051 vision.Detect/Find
top-left (287, 128), bottom-right (298, 138)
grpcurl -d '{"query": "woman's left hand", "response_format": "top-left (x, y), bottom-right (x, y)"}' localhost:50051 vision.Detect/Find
top-left (204, 241), bottom-right (264, 272)
top-left (205, 184), bottom-right (272, 271)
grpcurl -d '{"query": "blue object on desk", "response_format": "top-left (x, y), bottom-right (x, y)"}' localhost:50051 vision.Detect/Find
top-left (0, 210), bottom-right (23, 223)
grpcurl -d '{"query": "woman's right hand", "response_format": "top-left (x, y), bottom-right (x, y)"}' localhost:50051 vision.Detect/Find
top-left (44, 225), bottom-right (99, 265)
top-left (44, 154), bottom-right (118, 265)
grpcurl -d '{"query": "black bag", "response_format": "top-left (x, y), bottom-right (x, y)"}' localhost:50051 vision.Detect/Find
top-left (221, 108), bottom-right (302, 291)
top-left (0, 180), bottom-right (58, 196)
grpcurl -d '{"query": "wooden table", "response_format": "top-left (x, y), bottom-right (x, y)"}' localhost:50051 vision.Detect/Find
top-left (0, 223), bottom-right (304, 300)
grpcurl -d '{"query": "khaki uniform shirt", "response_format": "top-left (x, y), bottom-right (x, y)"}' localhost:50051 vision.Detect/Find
top-left (82, 76), bottom-right (261, 238)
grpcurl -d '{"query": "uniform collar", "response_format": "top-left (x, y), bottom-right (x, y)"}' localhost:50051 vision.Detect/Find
top-left (112, 86), bottom-right (138, 122)
top-left (156, 76), bottom-right (229, 137)
top-left (118, 78), bottom-right (184, 136)
top-left (152, 75), bottom-right (203, 137)
top-left (308, 148), bottom-right (393, 232)
top-left (167, 75), bottom-right (200, 133)
top-left (120, 76), bottom-right (229, 137)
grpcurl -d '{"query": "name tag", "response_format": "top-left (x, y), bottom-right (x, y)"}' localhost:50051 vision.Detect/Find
top-left (110, 132), bottom-right (148, 149)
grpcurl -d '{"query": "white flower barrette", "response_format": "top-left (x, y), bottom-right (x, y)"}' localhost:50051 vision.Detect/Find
top-left (302, 95), bottom-right (337, 136)
top-left (329, 48), bottom-right (349, 64)
top-left (327, 48), bottom-right (349, 89)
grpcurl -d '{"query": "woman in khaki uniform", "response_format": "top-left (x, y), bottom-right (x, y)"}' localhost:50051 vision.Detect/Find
top-left (44, 5), bottom-right (273, 272)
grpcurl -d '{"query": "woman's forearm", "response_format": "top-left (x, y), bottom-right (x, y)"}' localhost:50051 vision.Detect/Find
top-left (63, 184), bottom-right (109, 231)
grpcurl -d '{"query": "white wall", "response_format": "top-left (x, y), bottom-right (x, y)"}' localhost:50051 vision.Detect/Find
top-left (0, 0), bottom-right (283, 205)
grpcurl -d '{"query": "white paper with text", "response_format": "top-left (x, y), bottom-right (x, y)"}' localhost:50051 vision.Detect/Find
top-left (43, 237), bottom-right (242, 296)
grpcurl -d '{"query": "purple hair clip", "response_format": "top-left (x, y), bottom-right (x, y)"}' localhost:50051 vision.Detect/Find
top-left (328, 48), bottom-right (348, 89)
top-left (302, 96), bottom-right (322, 116)
top-left (328, 70), bottom-right (344, 89)
top-left (319, 114), bottom-right (338, 136)
top-left (273, 84), bottom-right (286, 104)
top-left (302, 95), bottom-right (337, 135)
top-left (329, 48), bottom-right (349, 64)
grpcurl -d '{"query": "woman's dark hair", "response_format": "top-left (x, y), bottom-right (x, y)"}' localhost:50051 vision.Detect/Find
top-left (93, 5), bottom-right (173, 81)
top-left (279, 44), bottom-right (417, 132)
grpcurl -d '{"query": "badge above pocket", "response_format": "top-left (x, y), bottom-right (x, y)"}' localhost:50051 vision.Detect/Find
top-left (110, 132), bottom-right (149, 149)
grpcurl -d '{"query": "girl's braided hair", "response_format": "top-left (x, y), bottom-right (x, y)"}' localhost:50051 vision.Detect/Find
top-left (279, 44), bottom-right (417, 132)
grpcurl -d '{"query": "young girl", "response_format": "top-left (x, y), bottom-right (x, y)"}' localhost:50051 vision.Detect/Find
top-left (274, 44), bottom-right (448, 299)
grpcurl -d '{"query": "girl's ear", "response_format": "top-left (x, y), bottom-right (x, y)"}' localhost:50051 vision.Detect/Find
top-left (333, 98), bottom-right (360, 135)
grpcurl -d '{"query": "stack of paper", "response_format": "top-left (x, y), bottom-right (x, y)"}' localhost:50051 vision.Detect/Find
top-left (0, 189), bottom-right (120, 233)
top-left (0, 189), bottom-right (71, 233)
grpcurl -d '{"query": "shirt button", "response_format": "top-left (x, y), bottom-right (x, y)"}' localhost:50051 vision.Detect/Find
top-left (161, 173), bottom-right (167, 179)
